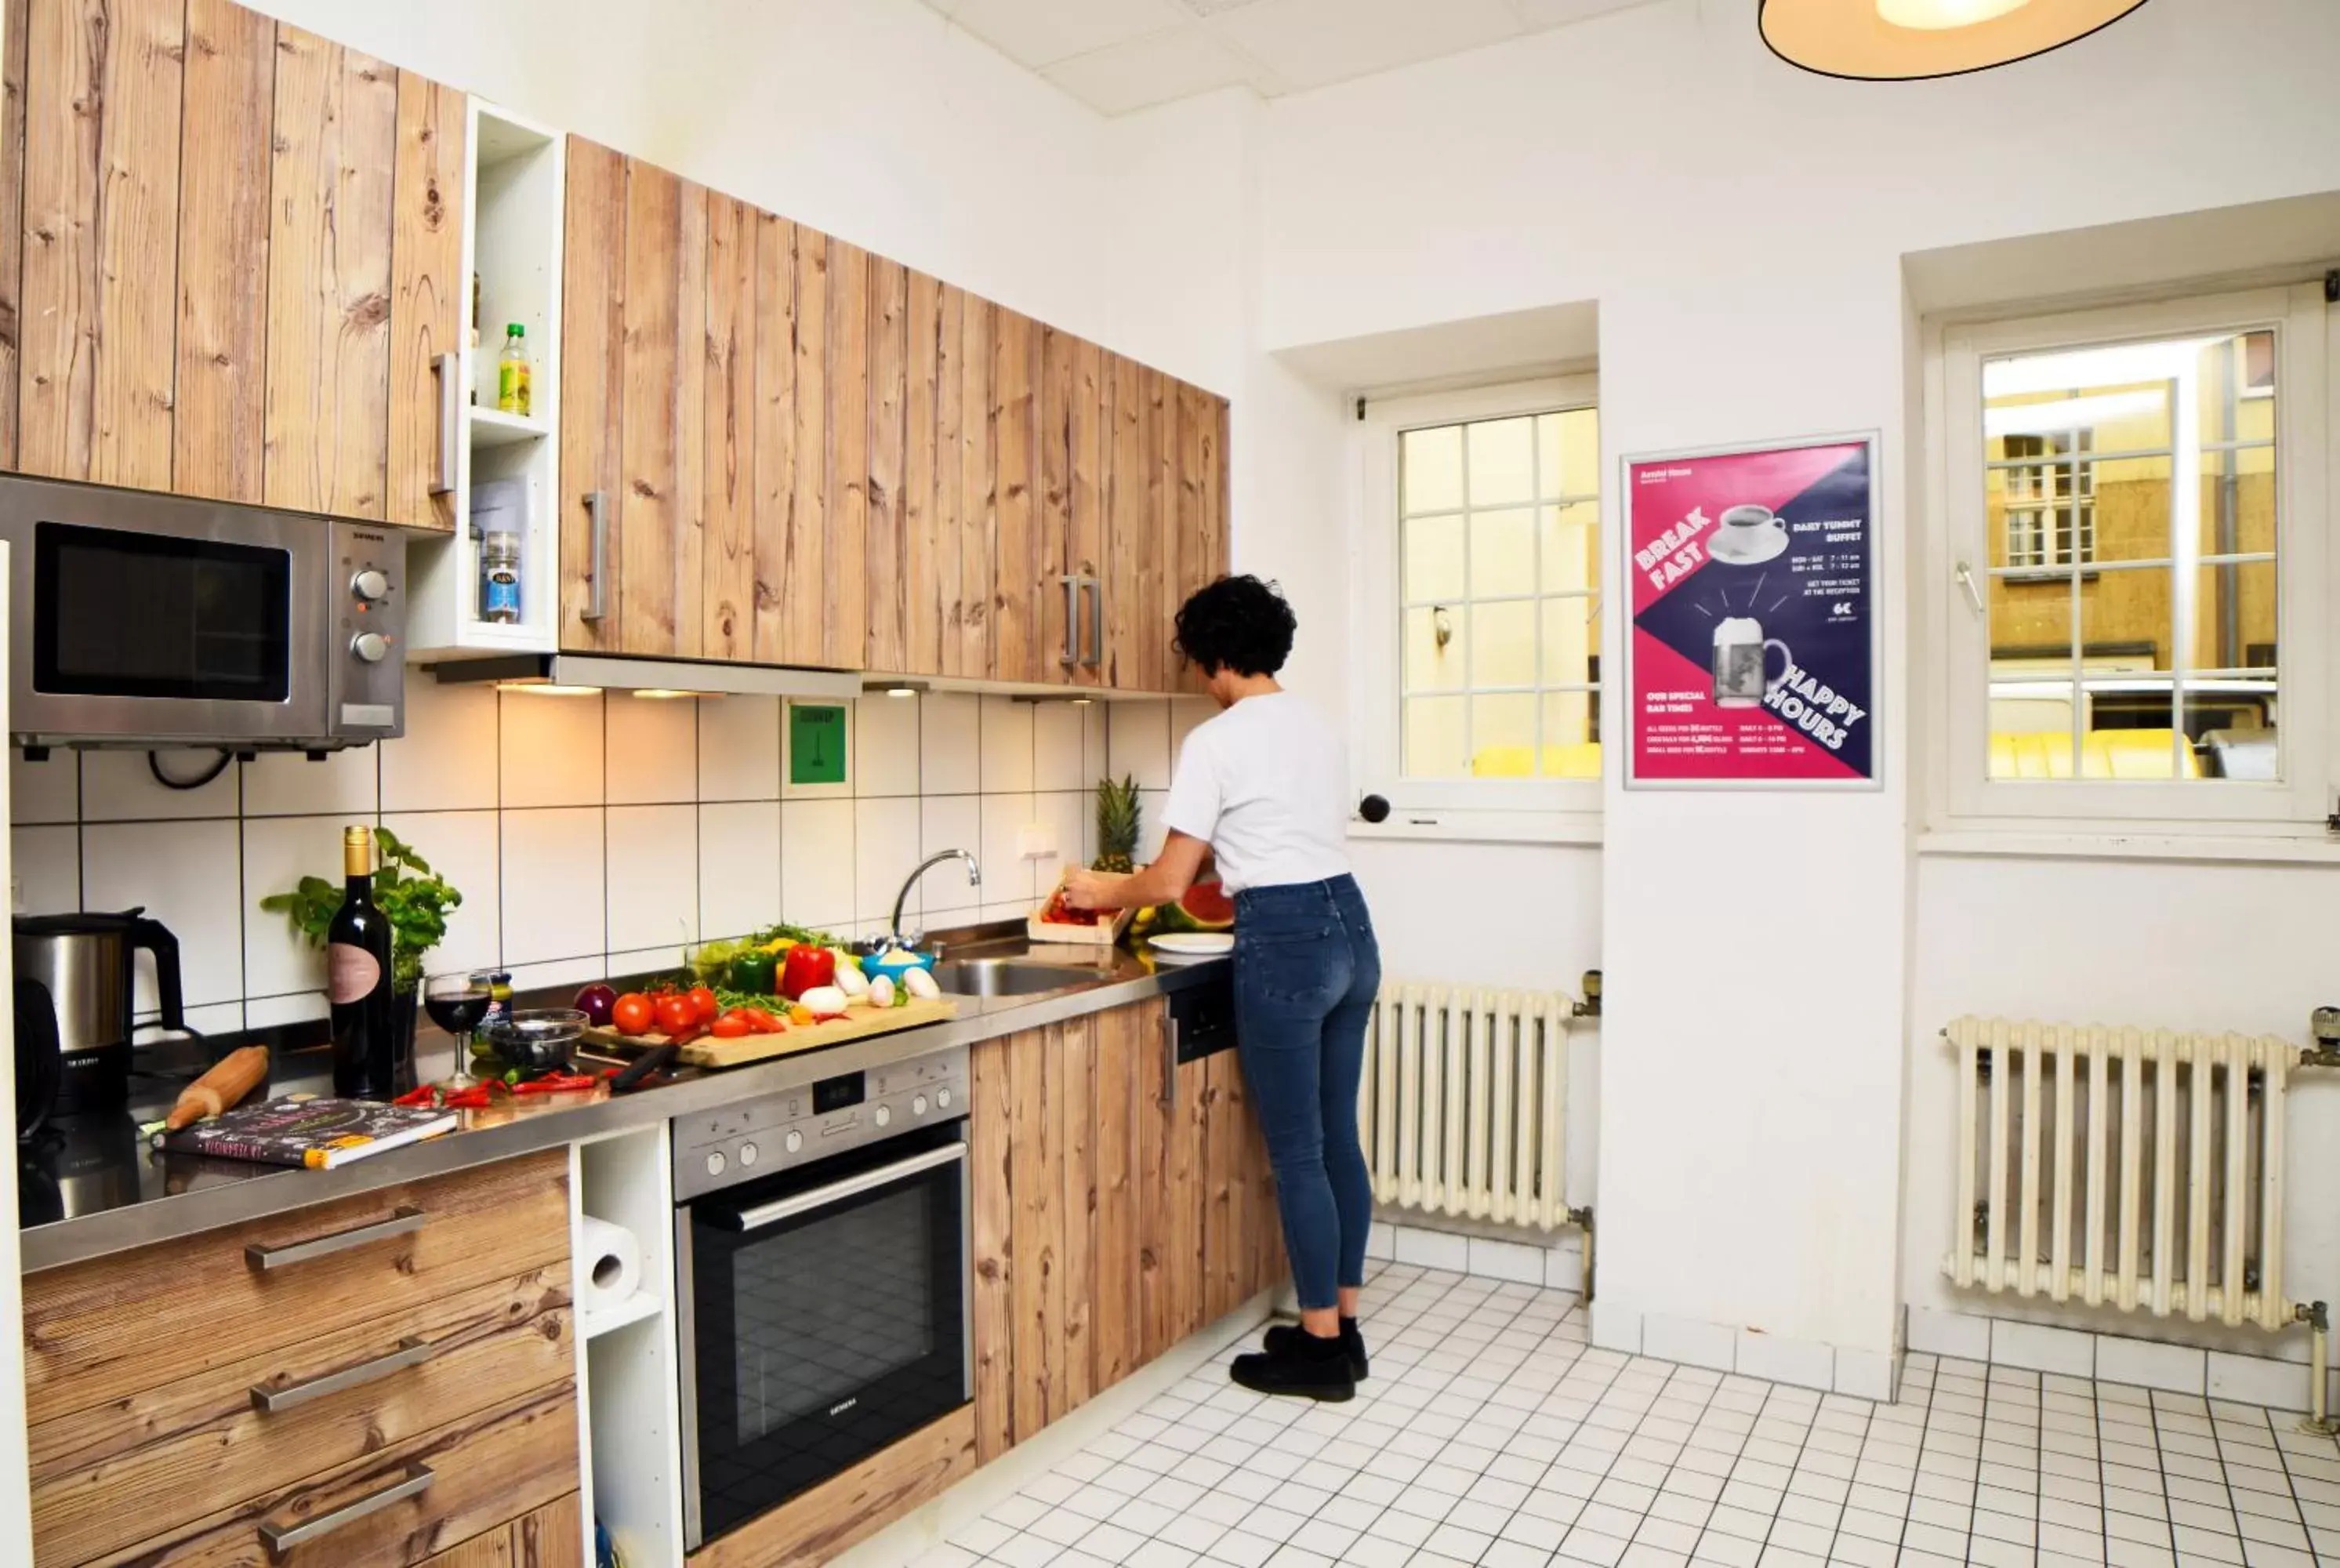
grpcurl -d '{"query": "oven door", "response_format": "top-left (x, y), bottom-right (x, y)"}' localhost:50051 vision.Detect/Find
top-left (0, 475), bottom-right (332, 745)
top-left (679, 1120), bottom-right (970, 1550)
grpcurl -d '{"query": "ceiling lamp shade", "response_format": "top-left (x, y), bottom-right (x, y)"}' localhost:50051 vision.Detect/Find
top-left (1760, 0), bottom-right (2153, 80)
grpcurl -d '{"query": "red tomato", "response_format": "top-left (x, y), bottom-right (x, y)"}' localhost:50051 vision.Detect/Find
top-left (708, 1012), bottom-right (752, 1039)
top-left (655, 994), bottom-right (698, 1036)
top-left (686, 985), bottom-right (720, 1025)
top-left (611, 993), bottom-right (655, 1036)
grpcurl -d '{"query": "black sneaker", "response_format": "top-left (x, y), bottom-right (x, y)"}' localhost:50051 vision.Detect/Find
top-left (1261, 1317), bottom-right (1369, 1381)
top-left (1231, 1329), bottom-right (1357, 1402)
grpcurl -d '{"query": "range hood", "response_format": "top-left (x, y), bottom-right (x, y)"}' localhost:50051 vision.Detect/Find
top-left (431, 654), bottom-right (862, 702)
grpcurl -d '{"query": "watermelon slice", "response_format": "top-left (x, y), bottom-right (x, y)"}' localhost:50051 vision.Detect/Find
top-left (1153, 878), bottom-right (1234, 934)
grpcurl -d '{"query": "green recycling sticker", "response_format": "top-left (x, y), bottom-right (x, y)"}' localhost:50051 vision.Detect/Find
top-left (789, 702), bottom-right (848, 786)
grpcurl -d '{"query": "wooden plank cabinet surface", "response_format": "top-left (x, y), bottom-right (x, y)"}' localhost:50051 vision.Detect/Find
top-left (421, 1494), bottom-right (582, 1568)
top-left (3, 0), bottom-right (461, 520)
top-left (970, 1000), bottom-right (1282, 1467)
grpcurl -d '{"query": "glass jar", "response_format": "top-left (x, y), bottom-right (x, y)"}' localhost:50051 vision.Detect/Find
top-left (478, 531), bottom-right (522, 624)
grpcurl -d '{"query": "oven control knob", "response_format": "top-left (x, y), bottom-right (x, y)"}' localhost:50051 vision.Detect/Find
top-left (912, 1094), bottom-right (928, 1117)
top-left (784, 1130), bottom-right (803, 1155)
top-left (705, 1150), bottom-right (726, 1177)
top-left (350, 630), bottom-right (391, 663)
top-left (350, 568), bottom-right (391, 603)
top-left (738, 1142), bottom-right (759, 1168)
top-left (873, 1105), bottom-right (891, 1129)
top-left (935, 1087), bottom-right (952, 1109)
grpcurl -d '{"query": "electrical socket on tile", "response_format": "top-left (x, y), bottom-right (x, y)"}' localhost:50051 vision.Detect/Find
top-left (1018, 823), bottom-right (1056, 860)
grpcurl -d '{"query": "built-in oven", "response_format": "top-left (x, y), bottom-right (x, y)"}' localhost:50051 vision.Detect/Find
top-left (673, 1047), bottom-right (971, 1552)
top-left (0, 473), bottom-right (408, 751)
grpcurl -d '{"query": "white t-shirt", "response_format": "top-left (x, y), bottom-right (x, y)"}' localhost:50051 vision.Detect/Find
top-left (1159, 691), bottom-right (1351, 894)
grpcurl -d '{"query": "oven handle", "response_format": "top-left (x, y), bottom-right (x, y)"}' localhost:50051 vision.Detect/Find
top-left (720, 1141), bottom-right (967, 1232)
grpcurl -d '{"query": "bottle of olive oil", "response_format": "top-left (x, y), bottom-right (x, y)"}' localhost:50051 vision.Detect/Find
top-left (326, 826), bottom-right (397, 1099)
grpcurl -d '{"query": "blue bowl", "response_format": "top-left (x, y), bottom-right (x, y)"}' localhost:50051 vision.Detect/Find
top-left (862, 949), bottom-right (938, 987)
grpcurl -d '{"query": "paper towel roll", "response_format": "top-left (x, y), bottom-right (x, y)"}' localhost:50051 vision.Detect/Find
top-left (578, 1214), bottom-right (644, 1315)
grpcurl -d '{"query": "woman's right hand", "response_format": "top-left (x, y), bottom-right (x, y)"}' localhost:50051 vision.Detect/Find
top-left (1062, 868), bottom-right (1119, 909)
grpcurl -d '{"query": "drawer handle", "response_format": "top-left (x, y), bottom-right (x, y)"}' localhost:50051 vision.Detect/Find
top-left (245, 1207), bottom-right (426, 1272)
top-left (260, 1462), bottom-right (434, 1558)
top-left (250, 1336), bottom-right (435, 1414)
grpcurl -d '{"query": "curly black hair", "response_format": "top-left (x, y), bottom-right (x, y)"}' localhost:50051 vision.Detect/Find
top-left (1173, 575), bottom-right (1297, 678)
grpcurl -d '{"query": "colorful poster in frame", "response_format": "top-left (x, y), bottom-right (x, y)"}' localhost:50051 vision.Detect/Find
top-left (1623, 432), bottom-right (1881, 789)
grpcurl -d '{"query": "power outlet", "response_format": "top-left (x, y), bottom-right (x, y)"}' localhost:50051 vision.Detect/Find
top-left (1018, 823), bottom-right (1057, 860)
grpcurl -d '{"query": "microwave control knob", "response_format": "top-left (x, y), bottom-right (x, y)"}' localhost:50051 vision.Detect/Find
top-left (873, 1104), bottom-right (892, 1129)
top-left (935, 1087), bottom-right (952, 1109)
top-left (350, 630), bottom-right (391, 663)
top-left (704, 1150), bottom-right (726, 1178)
top-left (350, 568), bottom-right (391, 603)
top-left (738, 1142), bottom-right (759, 1168)
top-left (784, 1130), bottom-right (803, 1155)
top-left (912, 1094), bottom-right (928, 1117)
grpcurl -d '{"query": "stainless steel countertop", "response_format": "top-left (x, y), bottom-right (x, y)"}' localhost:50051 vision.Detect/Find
top-left (19, 942), bottom-right (1228, 1274)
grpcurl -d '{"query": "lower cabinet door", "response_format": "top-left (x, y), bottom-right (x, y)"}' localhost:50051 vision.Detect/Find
top-left (420, 1494), bottom-right (583, 1568)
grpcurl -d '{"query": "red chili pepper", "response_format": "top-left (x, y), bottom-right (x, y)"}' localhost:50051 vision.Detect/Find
top-left (443, 1083), bottom-right (494, 1109)
top-left (392, 1085), bottom-right (439, 1107)
top-left (513, 1073), bottom-right (600, 1095)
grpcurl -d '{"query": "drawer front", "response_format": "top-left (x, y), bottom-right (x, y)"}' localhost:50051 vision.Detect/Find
top-left (419, 1494), bottom-right (582, 1567)
top-left (33, 1268), bottom-right (573, 1566)
top-left (24, 1150), bottom-right (569, 1427)
top-left (93, 1379), bottom-right (579, 1567)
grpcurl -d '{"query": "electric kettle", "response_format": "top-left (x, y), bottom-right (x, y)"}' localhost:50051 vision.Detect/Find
top-left (13, 909), bottom-right (188, 1114)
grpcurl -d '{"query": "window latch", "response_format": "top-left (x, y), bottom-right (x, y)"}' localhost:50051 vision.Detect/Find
top-left (1954, 561), bottom-right (1986, 619)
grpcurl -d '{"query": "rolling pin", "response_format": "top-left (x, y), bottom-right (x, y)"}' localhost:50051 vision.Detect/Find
top-left (164, 1045), bottom-right (271, 1131)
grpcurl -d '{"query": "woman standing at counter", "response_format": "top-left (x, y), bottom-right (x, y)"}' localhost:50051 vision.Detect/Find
top-left (1063, 575), bottom-right (1377, 1403)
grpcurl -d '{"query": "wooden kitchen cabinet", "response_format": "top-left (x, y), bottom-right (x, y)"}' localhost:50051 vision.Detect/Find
top-left (970, 999), bottom-right (1282, 1467)
top-left (24, 1151), bottom-right (578, 1567)
top-left (422, 1494), bottom-right (582, 1567)
top-left (3, 0), bottom-right (462, 521)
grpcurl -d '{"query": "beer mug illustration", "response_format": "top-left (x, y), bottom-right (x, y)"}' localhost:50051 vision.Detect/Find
top-left (1711, 616), bottom-right (1791, 708)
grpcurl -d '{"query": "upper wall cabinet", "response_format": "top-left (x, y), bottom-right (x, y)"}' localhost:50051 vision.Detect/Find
top-left (0, 0), bottom-right (463, 527)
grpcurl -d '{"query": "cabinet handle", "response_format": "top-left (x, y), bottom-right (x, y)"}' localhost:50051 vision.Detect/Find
top-left (1059, 575), bottom-right (1079, 668)
top-left (1083, 576), bottom-right (1102, 671)
top-left (1160, 1015), bottom-right (1180, 1110)
top-left (259, 1463), bottom-right (434, 1558)
top-left (582, 492), bottom-right (609, 622)
top-left (245, 1207), bottom-right (426, 1272)
top-left (250, 1336), bottom-right (435, 1414)
top-left (430, 352), bottom-right (459, 497)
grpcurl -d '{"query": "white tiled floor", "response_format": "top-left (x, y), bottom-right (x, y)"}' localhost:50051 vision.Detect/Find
top-left (906, 1264), bottom-right (2340, 1568)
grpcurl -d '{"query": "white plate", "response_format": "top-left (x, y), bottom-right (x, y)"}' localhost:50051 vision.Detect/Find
top-left (1150, 932), bottom-right (1233, 957)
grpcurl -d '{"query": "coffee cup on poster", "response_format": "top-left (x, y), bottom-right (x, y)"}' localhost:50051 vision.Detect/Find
top-left (1711, 617), bottom-right (1792, 708)
top-left (1711, 503), bottom-right (1790, 565)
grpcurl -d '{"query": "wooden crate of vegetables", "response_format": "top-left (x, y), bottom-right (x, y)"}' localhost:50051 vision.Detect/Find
top-left (577, 927), bottom-right (954, 1069)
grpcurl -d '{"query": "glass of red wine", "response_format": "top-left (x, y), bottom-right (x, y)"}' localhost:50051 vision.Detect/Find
top-left (424, 972), bottom-right (494, 1082)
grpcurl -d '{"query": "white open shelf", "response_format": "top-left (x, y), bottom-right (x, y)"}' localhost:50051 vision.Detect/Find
top-left (573, 1123), bottom-right (687, 1568)
top-left (407, 97), bottom-right (565, 662)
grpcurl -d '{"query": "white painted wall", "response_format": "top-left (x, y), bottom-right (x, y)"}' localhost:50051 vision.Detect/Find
top-left (1237, 0), bottom-right (2340, 1363)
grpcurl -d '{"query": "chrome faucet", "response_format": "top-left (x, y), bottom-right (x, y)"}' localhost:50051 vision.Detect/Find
top-left (890, 849), bottom-right (981, 950)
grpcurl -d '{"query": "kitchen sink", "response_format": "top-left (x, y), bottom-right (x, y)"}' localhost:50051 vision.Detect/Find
top-left (929, 958), bottom-right (1102, 997)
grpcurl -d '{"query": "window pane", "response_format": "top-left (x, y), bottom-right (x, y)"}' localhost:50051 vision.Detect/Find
top-left (1987, 567), bottom-right (2071, 660)
top-left (1538, 408), bottom-right (1599, 499)
top-left (1404, 604), bottom-right (1467, 691)
top-left (1988, 684), bottom-right (2081, 779)
top-left (2091, 452), bottom-right (2170, 564)
top-left (1541, 596), bottom-right (1597, 687)
top-left (1540, 502), bottom-right (1600, 595)
top-left (1471, 600), bottom-right (1536, 688)
top-left (1469, 694), bottom-right (1536, 777)
top-left (1542, 692), bottom-right (1598, 764)
top-left (2200, 446), bottom-right (2277, 558)
top-left (1404, 513), bottom-right (1466, 603)
top-left (1405, 695), bottom-right (1468, 778)
top-left (2191, 558), bottom-right (2277, 673)
top-left (1467, 417), bottom-right (1536, 506)
top-left (2077, 566), bottom-right (2182, 777)
top-left (1403, 426), bottom-right (1464, 514)
top-left (1469, 509), bottom-right (1535, 597)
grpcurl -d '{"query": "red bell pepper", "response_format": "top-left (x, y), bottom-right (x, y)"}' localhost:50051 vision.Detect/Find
top-left (779, 944), bottom-right (836, 1000)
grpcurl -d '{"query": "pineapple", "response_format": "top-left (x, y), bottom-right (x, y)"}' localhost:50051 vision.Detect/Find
top-left (1092, 775), bottom-right (1141, 873)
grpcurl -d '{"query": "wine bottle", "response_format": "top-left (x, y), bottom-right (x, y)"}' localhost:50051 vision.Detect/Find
top-left (326, 825), bottom-right (397, 1099)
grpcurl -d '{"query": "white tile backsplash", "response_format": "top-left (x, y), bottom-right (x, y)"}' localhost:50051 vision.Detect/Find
top-left (606, 804), bottom-right (699, 953)
top-left (380, 677), bottom-right (499, 813)
top-left (500, 808), bottom-right (606, 965)
top-left (499, 691), bottom-right (603, 808)
top-left (12, 689), bottom-right (1177, 1021)
top-left (1108, 699), bottom-right (1170, 789)
top-left (698, 800), bottom-right (780, 942)
top-left (856, 692), bottom-right (923, 797)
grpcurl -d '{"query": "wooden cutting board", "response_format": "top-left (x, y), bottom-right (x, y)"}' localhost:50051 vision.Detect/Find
top-left (577, 995), bottom-right (959, 1070)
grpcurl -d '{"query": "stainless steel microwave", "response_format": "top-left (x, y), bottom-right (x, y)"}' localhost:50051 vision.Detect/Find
top-left (0, 475), bottom-right (409, 752)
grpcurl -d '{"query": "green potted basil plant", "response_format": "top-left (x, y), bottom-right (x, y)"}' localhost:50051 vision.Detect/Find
top-left (259, 827), bottom-right (463, 1062)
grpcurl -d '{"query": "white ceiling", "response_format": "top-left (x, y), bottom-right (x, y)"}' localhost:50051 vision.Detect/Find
top-left (920, 0), bottom-right (1661, 116)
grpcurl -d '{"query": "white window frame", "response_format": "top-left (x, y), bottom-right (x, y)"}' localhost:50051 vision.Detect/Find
top-left (1925, 282), bottom-right (2334, 835)
top-left (1351, 375), bottom-right (1604, 833)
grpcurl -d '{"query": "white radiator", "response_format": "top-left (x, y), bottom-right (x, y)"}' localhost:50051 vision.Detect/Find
top-left (1945, 1015), bottom-right (2303, 1330)
top-left (1361, 983), bottom-right (1574, 1232)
